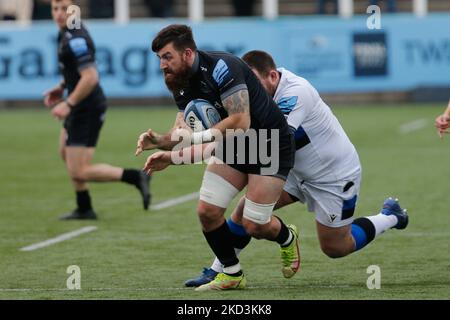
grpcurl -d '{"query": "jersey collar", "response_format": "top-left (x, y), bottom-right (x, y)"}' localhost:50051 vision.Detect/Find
top-left (190, 52), bottom-right (200, 76)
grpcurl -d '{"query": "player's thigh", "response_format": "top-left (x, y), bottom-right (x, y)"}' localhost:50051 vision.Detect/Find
top-left (198, 161), bottom-right (247, 213)
top-left (246, 174), bottom-right (285, 204)
top-left (205, 159), bottom-right (248, 190)
top-left (274, 190), bottom-right (298, 210)
top-left (65, 104), bottom-right (106, 149)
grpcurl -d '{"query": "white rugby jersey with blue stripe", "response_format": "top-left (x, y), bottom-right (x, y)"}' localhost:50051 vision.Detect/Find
top-left (274, 68), bottom-right (361, 183)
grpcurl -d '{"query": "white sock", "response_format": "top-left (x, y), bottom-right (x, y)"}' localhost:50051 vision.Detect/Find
top-left (281, 229), bottom-right (293, 247)
top-left (210, 248), bottom-right (242, 273)
top-left (210, 257), bottom-right (223, 273)
top-left (223, 263), bottom-right (241, 275)
top-left (366, 213), bottom-right (398, 237)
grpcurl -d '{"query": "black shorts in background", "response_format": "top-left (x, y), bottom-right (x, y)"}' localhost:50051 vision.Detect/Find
top-left (63, 103), bottom-right (107, 147)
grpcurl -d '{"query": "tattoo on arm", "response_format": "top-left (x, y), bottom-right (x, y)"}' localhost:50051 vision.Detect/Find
top-left (223, 89), bottom-right (250, 115)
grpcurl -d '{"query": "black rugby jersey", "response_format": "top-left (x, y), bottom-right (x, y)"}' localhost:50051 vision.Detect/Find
top-left (174, 50), bottom-right (291, 135)
top-left (57, 24), bottom-right (105, 108)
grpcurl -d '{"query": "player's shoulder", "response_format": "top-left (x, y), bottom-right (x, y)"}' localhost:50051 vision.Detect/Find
top-left (63, 23), bottom-right (91, 39)
top-left (278, 68), bottom-right (313, 90)
top-left (200, 50), bottom-right (239, 61)
top-left (62, 24), bottom-right (93, 55)
top-left (275, 68), bottom-right (318, 109)
top-left (200, 50), bottom-right (244, 69)
top-left (277, 68), bottom-right (318, 96)
top-left (199, 50), bottom-right (248, 87)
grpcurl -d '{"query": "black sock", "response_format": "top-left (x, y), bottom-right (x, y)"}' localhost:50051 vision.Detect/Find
top-left (232, 233), bottom-right (252, 250)
top-left (203, 221), bottom-right (240, 273)
top-left (76, 190), bottom-right (92, 212)
top-left (274, 216), bottom-right (292, 246)
top-left (121, 169), bottom-right (140, 186)
top-left (227, 218), bottom-right (252, 250)
top-left (352, 217), bottom-right (376, 249)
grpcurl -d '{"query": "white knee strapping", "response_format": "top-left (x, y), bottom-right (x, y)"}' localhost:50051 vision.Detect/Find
top-left (243, 197), bottom-right (276, 225)
top-left (199, 171), bottom-right (240, 208)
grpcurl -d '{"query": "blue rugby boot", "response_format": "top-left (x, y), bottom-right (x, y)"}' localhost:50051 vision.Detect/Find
top-left (381, 197), bottom-right (409, 230)
top-left (185, 268), bottom-right (218, 287)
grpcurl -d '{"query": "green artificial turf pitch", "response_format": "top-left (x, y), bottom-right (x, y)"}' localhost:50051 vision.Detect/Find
top-left (0, 104), bottom-right (449, 300)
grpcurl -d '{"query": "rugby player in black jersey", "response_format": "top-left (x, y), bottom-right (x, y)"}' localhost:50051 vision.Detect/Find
top-left (44, 0), bottom-right (150, 220)
top-left (136, 24), bottom-right (300, 290)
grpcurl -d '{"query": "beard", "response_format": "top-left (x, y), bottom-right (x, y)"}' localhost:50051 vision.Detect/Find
top-left (164, 63), bottom-right (191, 93)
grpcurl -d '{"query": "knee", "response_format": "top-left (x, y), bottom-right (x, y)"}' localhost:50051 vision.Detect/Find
top-left (197, 202), bottom-right (224, 228)
top-left (68, 167), bottom-right (87, 183)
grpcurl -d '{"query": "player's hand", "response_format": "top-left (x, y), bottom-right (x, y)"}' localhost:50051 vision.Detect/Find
top-left (143, 151), bottom-right (172, 175)
top-left (43, 85), bottom-right (64, 108)
top-left (435, 114), bottom-right (450, 138)
top-left (135, 129), bottom-right (162, 156)
top-left (51, 101), bottom-right (71, 120)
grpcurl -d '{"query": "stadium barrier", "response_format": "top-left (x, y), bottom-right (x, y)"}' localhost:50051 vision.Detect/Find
top-left (0, 13), bottom-right (449, 100)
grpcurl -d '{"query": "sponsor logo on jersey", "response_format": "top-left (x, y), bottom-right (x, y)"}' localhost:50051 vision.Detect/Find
top-left (212, 59), bottom-right (230, 86)
top-left (277, 96), bottom-right (298, 114)
top-left (69, 38), bottom-right (88, 57)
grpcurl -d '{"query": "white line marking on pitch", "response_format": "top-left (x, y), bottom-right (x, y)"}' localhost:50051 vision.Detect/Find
top-left (399, 118), bottom-right (427, 134)
top-left (20, 226), bottom-right (97, 252)
top-left (150, 192), bottom-right (199, 211)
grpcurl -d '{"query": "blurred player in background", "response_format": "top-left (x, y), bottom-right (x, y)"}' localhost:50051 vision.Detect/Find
top-left (146, 50), bottom-right (410, 287)
top-left (435, 100), bottom-right (450, 137)
top-left (137, 25), bottom-right (299, 291)
top-left (44, 0), bottom-right (151, 220)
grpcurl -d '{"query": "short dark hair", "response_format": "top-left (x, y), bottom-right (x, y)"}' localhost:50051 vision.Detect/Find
top-left (151, 24), bottom-right (197, 53)
top-left (242, 50), bottom-right (277, 77)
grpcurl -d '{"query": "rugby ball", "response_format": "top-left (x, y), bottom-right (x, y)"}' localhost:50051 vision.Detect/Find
top-left (184, 99), bottom-right (222, 132)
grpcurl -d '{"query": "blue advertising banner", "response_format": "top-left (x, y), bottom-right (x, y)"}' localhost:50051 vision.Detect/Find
top-left (0, 13), bottom-right (449, 99)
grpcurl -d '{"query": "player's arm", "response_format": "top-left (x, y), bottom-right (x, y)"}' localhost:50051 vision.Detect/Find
top-left (184, 89), bottom-right (251, 145)
top-left (279, 86), bottom-right (313, 147)
top-left (50, 67), bottom-right (98, 120)
top-left (52, 65), bottom-right (99, 108)
top-left (136, 112), bottom-right (189, 155)
top-left (43, 79), bottom-right (66, 107)
top-left (151, 111), bottom-right (192, 151)
top-left (435, 99), bottom-right (450, 137)
top-left (172, 111), bottom-right (191, 130)
top-left (190, 56), bottom-right (252, 144)
top-left (213, 89), bottom-right (251, 133)
top-left (142, 143), bottom-right (216, 174)
top-left (50, 36), bottom-right (99, 120)
top-left (65, 66), bottom-right (99, 106)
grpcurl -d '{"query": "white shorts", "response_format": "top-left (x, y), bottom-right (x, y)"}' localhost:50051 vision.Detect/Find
top-left (283, 170), bottom-right (361, 228)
